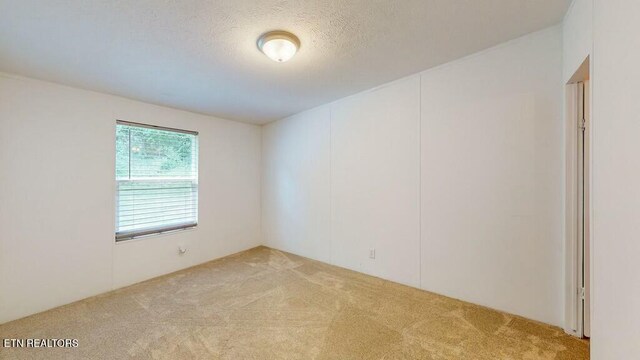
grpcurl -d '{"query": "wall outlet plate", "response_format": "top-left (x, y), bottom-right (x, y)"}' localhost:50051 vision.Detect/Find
top-left (369, 248), bottom-right (375, 259)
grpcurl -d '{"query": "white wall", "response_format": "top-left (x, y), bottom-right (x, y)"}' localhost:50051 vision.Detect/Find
top-left (262, 76), bottom-right (422, 288)
top-left (0, 74), bottom-right (262, 324)
top-left (591, 0), bottom-right (640, 358)
top-left (331, 76), bottom-right (421, 287)
top-left (421, 27), bottom-right (563, 325)
top-left (262, 106), bottom-right (331, 263)
top-left (262, 26), bottom-right (564, 326)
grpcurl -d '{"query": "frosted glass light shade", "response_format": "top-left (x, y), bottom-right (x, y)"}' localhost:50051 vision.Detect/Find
top-left (257, 31), bottom-right (300, 62)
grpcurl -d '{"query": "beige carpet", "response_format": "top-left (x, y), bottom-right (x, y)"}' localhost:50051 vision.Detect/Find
top-left (0, 246), bottom-right (588, 359)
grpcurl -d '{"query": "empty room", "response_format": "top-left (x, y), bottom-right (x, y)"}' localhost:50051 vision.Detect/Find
top-left (0, 0), bottom-right (638, 359)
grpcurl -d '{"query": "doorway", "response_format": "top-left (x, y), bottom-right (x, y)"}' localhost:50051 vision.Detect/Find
top-left (565, 57), bottom-right (590, 338)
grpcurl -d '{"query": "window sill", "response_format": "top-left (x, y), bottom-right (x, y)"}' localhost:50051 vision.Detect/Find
top-left (114, 224), bottom-right (197, 244)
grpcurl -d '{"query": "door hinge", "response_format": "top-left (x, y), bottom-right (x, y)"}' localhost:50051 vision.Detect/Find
top-left (580, 287), bottom-right (585, 300)
top-left (579, 118), bottom-right (586, 131)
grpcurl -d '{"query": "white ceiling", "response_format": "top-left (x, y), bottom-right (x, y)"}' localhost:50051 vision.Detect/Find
top-left (0, 0), bottom-right (571, 124)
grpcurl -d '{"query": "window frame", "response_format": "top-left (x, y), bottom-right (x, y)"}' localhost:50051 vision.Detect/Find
top-left (115, 120), bottom-right (199, 242)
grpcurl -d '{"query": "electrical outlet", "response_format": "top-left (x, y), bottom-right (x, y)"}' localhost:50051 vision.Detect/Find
top-left (369, 248), bottom-right (376, 259)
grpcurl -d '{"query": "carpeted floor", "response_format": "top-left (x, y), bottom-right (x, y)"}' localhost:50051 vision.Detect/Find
top-left (0, 246), bottom-right (589, 359)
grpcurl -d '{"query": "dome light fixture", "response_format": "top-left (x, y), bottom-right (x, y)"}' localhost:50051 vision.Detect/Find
top-left (257, 30), bottom-right (300, 63)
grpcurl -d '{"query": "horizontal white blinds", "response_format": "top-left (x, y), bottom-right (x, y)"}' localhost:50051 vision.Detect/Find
top-left (115, 121), bottom-right (198, 240)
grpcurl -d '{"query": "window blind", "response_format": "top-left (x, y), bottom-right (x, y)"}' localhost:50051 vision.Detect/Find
top-left (115, 121), bottom-right (198, 241)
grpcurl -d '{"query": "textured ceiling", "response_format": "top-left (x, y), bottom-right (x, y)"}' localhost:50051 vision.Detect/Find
top-left (0, 0), bottom-right (571, 124)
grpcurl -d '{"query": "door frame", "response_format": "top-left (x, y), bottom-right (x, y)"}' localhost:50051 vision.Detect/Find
top-left (564, 56), bottom-right (591, 338)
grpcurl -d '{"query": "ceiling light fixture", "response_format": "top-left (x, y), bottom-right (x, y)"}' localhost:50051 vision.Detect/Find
top-left (257, 30), bottom-right (300, 63)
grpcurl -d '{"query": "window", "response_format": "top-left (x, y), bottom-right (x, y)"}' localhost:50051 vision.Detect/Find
top-left (115, 121), bottom-right (198, 241)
